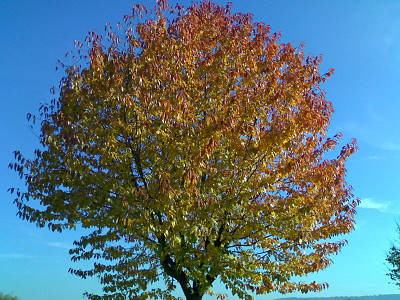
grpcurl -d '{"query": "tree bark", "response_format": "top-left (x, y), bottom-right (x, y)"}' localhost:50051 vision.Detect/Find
top-left (184, 293), bottom-right (202, 300)
top-left (160, 254), bottom-right (205, 300)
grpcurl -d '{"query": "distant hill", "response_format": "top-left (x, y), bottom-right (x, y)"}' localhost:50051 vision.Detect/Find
top-left (275, 294), bottom-right (400, 300)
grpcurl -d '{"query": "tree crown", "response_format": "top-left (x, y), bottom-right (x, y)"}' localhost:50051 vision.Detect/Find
top-left (10, 1), bottom-right (358, 299)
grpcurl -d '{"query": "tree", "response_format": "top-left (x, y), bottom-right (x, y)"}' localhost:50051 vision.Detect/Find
top-left (10, 1), bottom-right (358, 299)
top-left (386, 223), bottom-right (400, 287)
top-left (0, 293), bottom-right (19, 300)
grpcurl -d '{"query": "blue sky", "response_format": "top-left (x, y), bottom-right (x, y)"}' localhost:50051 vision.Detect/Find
top-left (1, 0), bottom-right (400, 299)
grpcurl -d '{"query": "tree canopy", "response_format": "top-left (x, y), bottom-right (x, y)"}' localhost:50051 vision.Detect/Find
top-left (10, 1), bottom-right (358, 299)
top-left (386, 224), bottom-right (400, 288)
top-left (0, 293), bottom-right (19, 300)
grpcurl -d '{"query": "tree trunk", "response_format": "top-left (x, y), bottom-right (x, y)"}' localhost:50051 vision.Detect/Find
top-left (184, 293), bottom-right (202, 300)
top-left (160, 254), bottom-right (205, 300)
top-left (178, 278), bottom-right (204, 300)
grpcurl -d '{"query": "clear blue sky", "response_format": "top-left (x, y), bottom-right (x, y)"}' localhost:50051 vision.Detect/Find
top-left (1, 0), bottom-right (400, 299)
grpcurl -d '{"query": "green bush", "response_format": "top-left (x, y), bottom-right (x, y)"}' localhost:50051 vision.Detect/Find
top-left (0, 292), bottom-right (19, 300)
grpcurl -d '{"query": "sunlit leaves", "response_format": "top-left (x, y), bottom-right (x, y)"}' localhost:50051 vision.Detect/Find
top-left (9, 1), bottom-right (358, 299)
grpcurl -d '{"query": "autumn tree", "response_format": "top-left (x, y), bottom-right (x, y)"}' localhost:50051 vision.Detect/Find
top-left (10, 1), bottom-right (358, 299)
